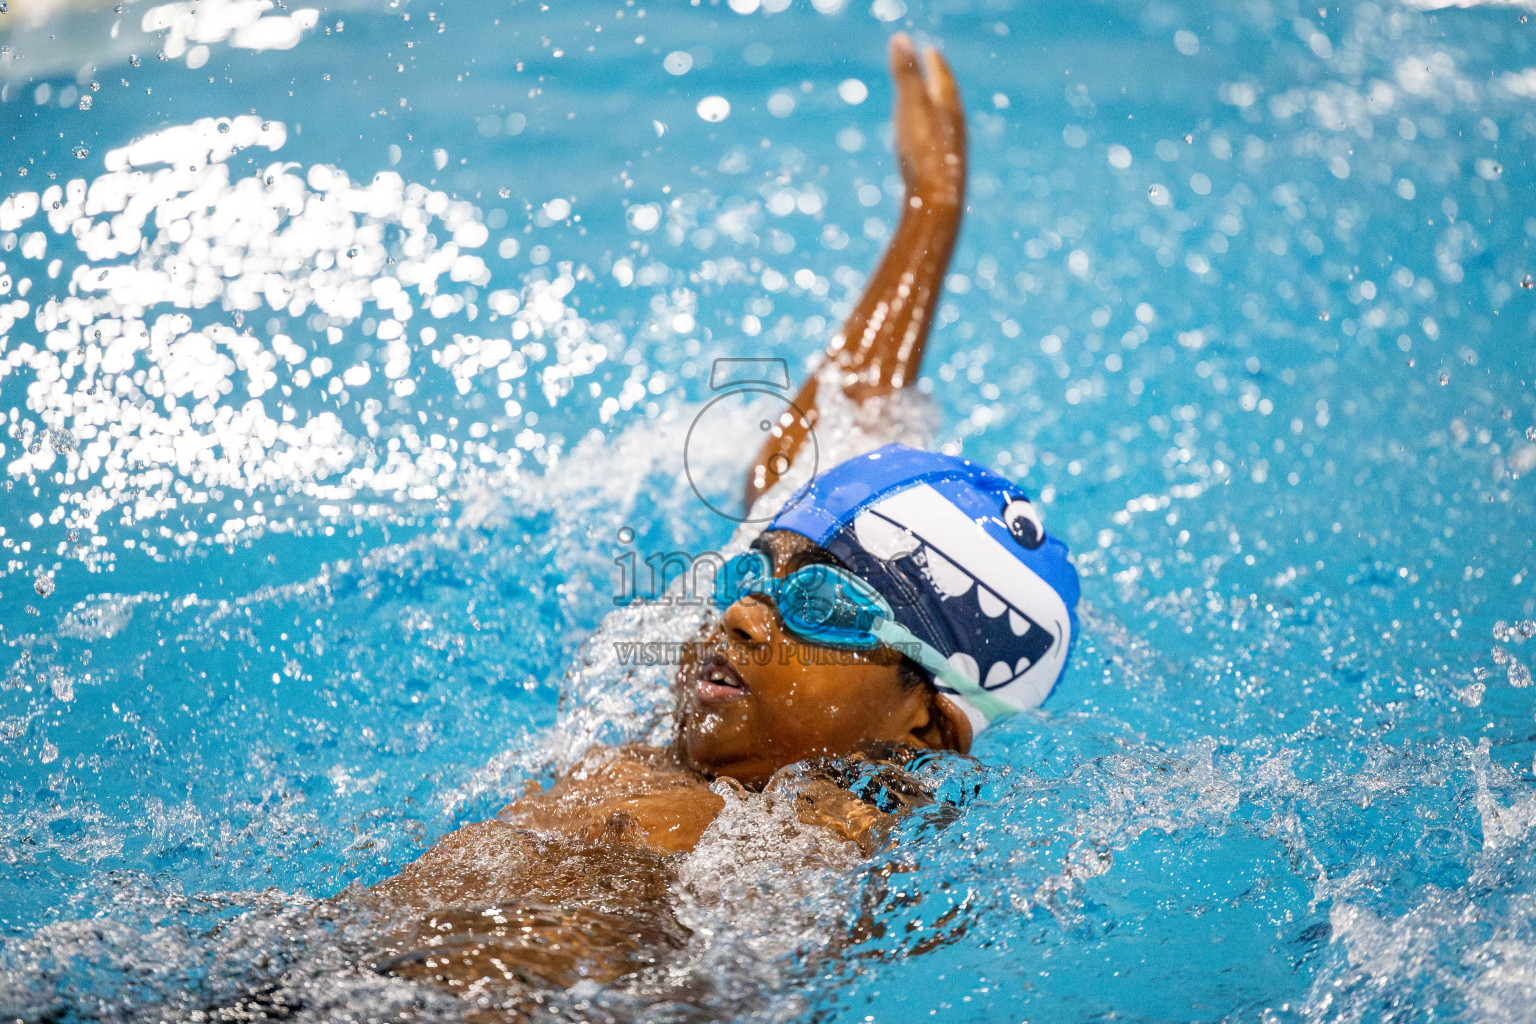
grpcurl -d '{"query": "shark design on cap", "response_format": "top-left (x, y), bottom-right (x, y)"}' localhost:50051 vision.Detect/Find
top-left (769, 443), bottom-right (1079, 736)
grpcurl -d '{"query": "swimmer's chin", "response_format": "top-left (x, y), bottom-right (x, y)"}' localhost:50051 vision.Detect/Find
top-left (675, 699), bottom-right (751, 781)
top-left (673, 650), bottom-right (759, 779)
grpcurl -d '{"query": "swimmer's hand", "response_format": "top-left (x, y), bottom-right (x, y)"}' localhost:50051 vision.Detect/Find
top-left (786, 747), bottom-right (938, 855)
top-left (792, 777), bottom-right (895, 855)
top-left (743, 35), bottom-right (968, 505)
top-left (890, 34), bottom-right (966, 210)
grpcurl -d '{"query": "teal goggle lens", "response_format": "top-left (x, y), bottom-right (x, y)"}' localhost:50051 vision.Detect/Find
top-left (714, 550), bottom-right (890, 650)
top-left (713, 549), bottom-right (1019, 724)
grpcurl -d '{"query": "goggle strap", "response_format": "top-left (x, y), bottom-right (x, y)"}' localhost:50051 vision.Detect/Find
top-left (872, 620), bottom-right (1016, 723)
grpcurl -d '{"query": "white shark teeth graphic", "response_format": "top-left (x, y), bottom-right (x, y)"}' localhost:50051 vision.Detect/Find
top-left (948, 651), bottom-right (980, 683)
top-left (850, 485), bottom-right (1073, 714)
top-left (953, 646), bottom-right (1040, 693)
top-left (984, 660), bottom-right (1014, 688)
top-left (977, 586), bottom-right (1006, 618)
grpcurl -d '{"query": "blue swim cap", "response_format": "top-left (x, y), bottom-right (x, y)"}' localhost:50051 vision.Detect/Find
top-left (769, 443), bottom-right (1079, 736)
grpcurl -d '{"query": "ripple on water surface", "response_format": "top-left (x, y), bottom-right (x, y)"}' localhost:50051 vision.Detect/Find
top-left (2, 0), bottom-right (1536, 1021)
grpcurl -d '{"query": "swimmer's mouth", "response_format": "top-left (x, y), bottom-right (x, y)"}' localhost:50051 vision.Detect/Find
top-left (695, 653), bottom-right (749, 703)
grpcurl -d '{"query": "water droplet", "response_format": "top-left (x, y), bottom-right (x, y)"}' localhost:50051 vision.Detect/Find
top-left (1147, 183), bottom-right (1169, 204)
top-left (66, 529), bottom-right (79, 543)
top-left (696, 96), bottom-right (730, 123)
top-left (1406, 358), bottom-right (1415, 367)
top-left (217, 121), bottom-right (230, 133)
top-left (33, 568), bottom-right (55, 599)
top-left (1521, 274), bottom-right (1533, 289)
top-left (90, 81), bottom-right (100, 91)
top-left (1438, 372), bottom-right (1450, 385)
top-left (499, 186), bottom-right (511, 199)
top-left (1511, 659), bottom-right (1533, 688)
top-left (1318, 310), bottom-right (1329, 321)
top-left (260, 121), bottom-right (271, 131)
top-left (78, 96), bottom-right (93, 111)
top-left (233, 311), bottom-right (244, 327)
top-left (347, 248), bottom-right (358, 258)
top-left (265, 175), bottom-right (274, 185)
top-left (129, 54), bottom-right (141, 67)
top-left (73, 146), bottom-right (89, 159)
top-left (158, 51), bottom-right (169, 61)
top-left (114, 3), bottom-right (124, 11)
top-left (1526, 426), bottom-right (1536, 441)
top-left (1183, 133), bottom-right (1193, 144)
top-left (47, 427), bottom-right (76, 453)
top-left (52, 201), bottom-right (60, 210)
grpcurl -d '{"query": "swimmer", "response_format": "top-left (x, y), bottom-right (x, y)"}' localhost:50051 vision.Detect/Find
top-left (360, 34), bottom-right (1080, 1004)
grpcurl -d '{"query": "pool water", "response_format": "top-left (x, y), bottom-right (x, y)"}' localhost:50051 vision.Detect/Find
top-left (2, 0), bottom-right (1535, 1019)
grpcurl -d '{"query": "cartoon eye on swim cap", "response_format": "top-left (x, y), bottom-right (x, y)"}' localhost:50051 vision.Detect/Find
top-left (1002, 497), bottom-right (1045, 550)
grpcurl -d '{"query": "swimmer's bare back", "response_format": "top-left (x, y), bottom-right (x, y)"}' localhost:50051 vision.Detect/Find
top-left (359, 34), bottom-right (966, 1001)
top-left (363, 745), bottom-right (900, 996)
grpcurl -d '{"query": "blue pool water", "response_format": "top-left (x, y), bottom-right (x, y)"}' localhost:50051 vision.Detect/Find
top-left (2, 0), bottom-right (1535, 1019)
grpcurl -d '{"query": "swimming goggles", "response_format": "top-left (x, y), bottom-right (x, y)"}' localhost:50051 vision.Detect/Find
top-left (713, 549), bottom-right (1013, 721)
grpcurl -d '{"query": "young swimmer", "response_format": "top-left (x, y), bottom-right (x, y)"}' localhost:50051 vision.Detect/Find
top-left (361, 34), bottom-right (1080, 1001)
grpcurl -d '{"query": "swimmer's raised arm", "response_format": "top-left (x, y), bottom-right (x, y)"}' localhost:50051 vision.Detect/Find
top-left (745, 34), bottom-right (966, 508)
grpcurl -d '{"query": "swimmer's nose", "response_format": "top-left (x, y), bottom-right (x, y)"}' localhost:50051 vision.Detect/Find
top-left (722, 594), bottom-right (778, 647)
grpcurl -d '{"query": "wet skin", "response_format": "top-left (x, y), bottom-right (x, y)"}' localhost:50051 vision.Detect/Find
top-left (359, 35), bottom-right (971, 1007)
top-left (362, 530), bottom-right (967, 1002)
top-left (676, 529), bottom-right (969, 790)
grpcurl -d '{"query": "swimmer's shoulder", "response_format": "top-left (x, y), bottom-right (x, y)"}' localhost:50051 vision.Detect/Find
top-left (493, 743), bottom-right (724, 855)
top-left (561, 743), bottom-right (708, 790)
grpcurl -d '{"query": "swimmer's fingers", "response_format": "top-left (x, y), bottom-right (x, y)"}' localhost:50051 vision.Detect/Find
top-left (889, 34), bottom-right (936, 187)
top-left (922, 47), bottom-right (960, 125)
top-left (793, 778), bottom-right (891, 854)
top-left (889, 35), bottom-right (965, 206)
top-left (889, 33), bottom-right (929, 117)
top-left (922, 47), bottom-right (966, 164)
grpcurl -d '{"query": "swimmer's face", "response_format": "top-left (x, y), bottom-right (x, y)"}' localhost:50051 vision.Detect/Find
top-left (676, 530), bottom-right (966, 787)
